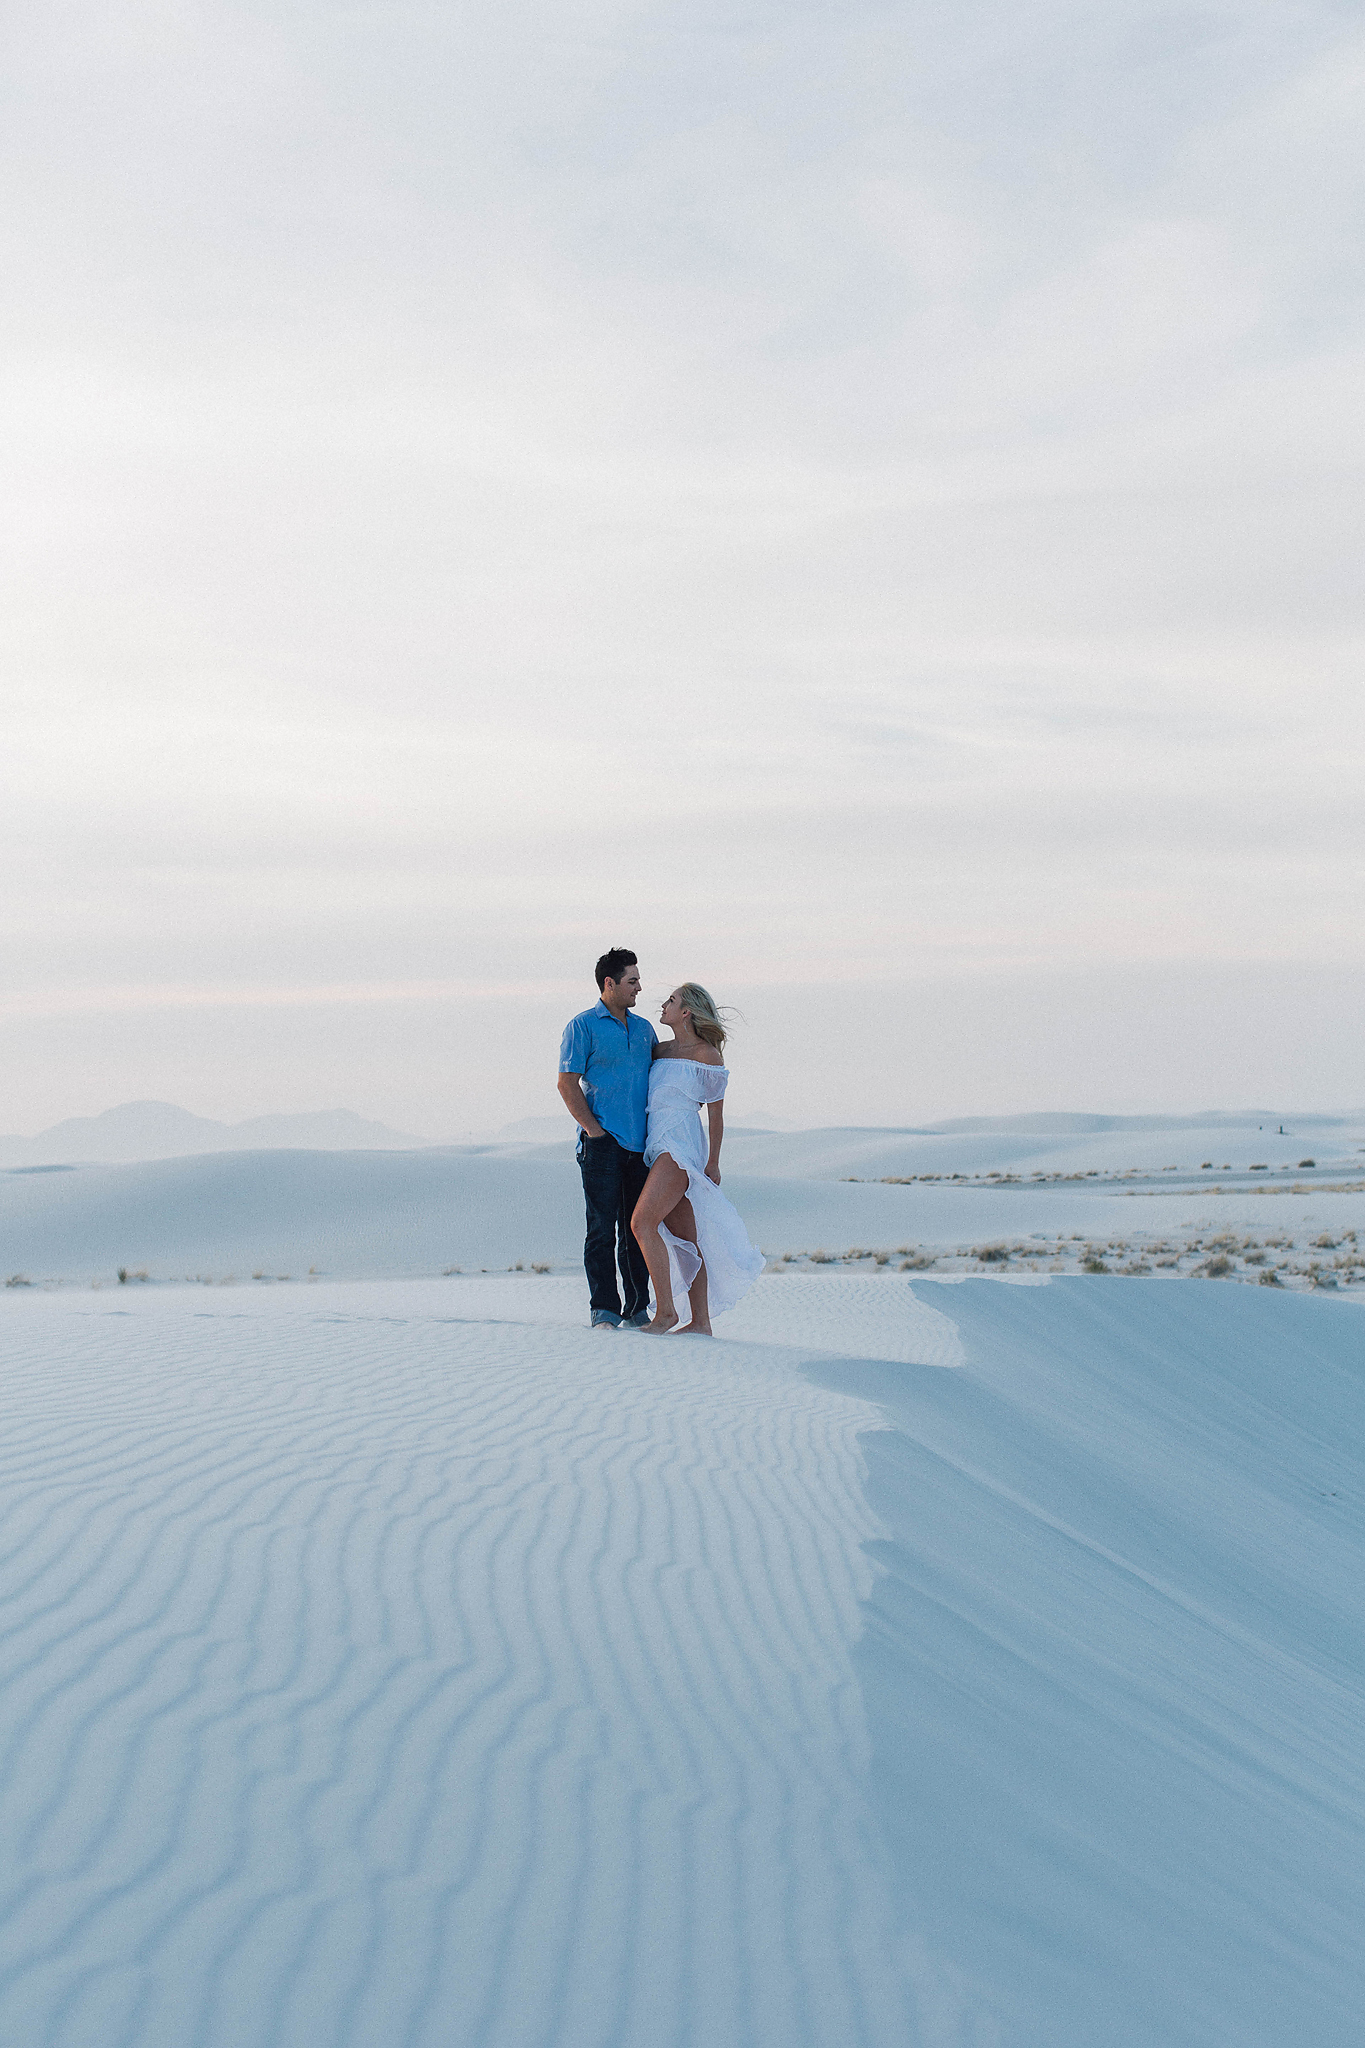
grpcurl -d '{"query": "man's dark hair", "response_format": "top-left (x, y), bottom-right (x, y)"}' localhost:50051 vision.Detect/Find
top-left (595, 948), bottom-right (637, 991)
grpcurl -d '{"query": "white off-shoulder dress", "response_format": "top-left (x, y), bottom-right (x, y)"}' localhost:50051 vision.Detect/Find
top-left (643, 1058), bottom-right (764, 1317)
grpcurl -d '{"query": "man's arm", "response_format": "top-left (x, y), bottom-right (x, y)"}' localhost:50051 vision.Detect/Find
top-left (558, 1072), bottom-right (605, 1139)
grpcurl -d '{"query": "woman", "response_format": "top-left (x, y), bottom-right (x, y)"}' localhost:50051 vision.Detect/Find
top-left (631, 983), bottom-right (764, 1334)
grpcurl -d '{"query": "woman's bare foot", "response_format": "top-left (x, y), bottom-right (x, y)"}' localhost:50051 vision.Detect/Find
top-left (679, 1326), bottom-right (713, 1336)
top-left (640, 1307), bottom-right (680, 1334)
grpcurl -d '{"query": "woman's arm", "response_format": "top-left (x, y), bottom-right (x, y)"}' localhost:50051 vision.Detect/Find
top-left (705, 1100), bottom-right (723, 1183)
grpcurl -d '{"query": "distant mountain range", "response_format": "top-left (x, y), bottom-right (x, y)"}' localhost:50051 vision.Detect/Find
top-left (0, 1100), bottom-right (427, 1168)
top-left (3, 1100), bottom-right (1355, 1172)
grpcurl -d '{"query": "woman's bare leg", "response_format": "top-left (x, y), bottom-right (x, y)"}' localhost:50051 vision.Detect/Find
top-left (662, 1196), bottom-right (711, 1335)
top-left (630, 1156), bottom-right (690, 1331)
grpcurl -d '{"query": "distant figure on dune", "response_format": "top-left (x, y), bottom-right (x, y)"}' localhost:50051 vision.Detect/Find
top-left (630, 983), bottom-right (764, 1336)
top-left (558, 948), bottom-right (657, 1329)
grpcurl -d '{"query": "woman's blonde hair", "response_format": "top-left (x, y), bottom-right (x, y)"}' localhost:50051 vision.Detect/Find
top-left (678, 982), bottom-right (730, 1052)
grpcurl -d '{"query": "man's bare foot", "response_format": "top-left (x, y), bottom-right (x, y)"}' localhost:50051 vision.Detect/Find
top-left (640, 1308), bottom-right (680, 1334)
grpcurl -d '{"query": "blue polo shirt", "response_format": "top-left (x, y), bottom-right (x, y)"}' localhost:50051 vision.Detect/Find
top-left (559, 999), bottom-right (658, 1152)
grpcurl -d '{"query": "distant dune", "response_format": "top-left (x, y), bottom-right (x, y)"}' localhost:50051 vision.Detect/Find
top-left (930, 1108), bottom-right (1357, 1135)
top-left (3, 1117), bottom-right (1362, 1287)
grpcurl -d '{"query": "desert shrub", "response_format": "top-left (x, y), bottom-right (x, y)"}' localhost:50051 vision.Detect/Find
top-left (1258, 1269), bottom-right (1283, 1286)
top-left (809, 1249), bottom-right (834, 1264)
top-left (974, 1244), bottom-right (1010, 1263)
top-left (5, 1274), bottom-right (32, 1288)
top-left (1249, 1163), bottom-right (1268, 1172)
top-left (532, 1262), bottom-right (552, 1274)
top-left (899, 1252), bottom-right (936, 1270)
top-left (1299, 1158), bottom-right (1316, 1168)
top-left (1200, 1254), bottom-right (1234, 1277)
top-left (1081, 1255), bottom-right (1110, 1274)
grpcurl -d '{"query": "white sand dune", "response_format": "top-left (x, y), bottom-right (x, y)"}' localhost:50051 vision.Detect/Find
top-left (1, 1270), bottom-right (1363, 2045)
top-left (4, 1128), bottom-right (1363, 1285)
top-left (721, 1112), bottom-right (1365, 1183)
top-left (0, 1279), bottom-right (909, 2046)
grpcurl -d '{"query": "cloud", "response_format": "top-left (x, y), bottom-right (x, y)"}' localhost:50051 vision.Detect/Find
top-left (1, 0), bottom-right (1362, 1124)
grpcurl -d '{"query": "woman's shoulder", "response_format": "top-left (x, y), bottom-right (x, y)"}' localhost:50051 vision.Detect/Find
top-left (689, 1048), bottom-right (725, 1068)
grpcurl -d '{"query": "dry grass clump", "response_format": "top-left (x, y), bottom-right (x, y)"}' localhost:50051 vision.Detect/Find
top-left (1299, 1158), bottom-right (1316, 1168)
top-left (899, 1252), bottom-right (937, 1270)
top-left (1081, 1255), bottom-right (1110, 1274)
top-left (1258, 1269), bottom-right (1284, 1286)
top-left (6, 1274), bottom-right (32, 1288)
top-left (809, 1249), bottom-right (835, 1265)
top-left (1200, 1254), bottom-right (1235, 1277)
top-left (531, 1262), bottom-right (552, 1274)
top-left (974, 1244), bottom-right (1011, 1264)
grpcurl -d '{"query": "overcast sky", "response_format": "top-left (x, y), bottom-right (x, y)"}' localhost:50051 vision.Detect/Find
top-left (3, 0), bottom-right (1362, 1135)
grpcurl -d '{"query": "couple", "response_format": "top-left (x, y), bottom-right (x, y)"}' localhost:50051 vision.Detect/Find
top-left (557, 947), bottom-right (763, 1334)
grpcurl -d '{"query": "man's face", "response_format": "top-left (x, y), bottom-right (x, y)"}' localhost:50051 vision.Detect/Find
top-left (605, 964), bottom-right (641, 1008)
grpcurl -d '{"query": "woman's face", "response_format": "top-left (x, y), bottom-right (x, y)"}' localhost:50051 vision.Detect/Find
top-left (660, 989), bottom-right (689, 1031)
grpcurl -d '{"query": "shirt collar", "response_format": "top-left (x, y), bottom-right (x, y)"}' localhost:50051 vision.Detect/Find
top-left (594, 997), bottom-right (632, 1033)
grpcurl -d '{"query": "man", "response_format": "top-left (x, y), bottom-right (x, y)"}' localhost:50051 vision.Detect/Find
top-left (558, 948), bottom-right (657, 1329)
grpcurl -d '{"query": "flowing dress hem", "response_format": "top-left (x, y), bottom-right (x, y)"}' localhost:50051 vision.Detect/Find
top-left (647, 1146), bottom-right (763, 1321)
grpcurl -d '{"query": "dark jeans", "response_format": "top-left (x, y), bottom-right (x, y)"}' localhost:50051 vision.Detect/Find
top-left (579, 1132), bottom-right (650, 1319)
